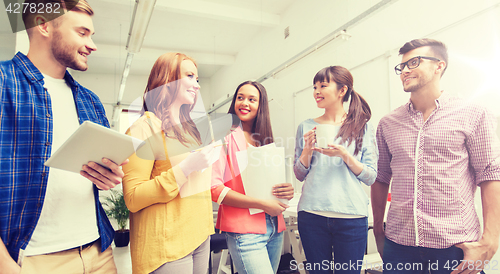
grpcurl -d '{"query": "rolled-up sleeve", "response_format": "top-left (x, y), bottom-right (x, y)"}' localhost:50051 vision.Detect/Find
top-left (210, 129), bottom-right (231, 200)
top-left (375, 118), bottom-right (392, 185)
top-left (466, 108), bottom-right (500, 185)
top-left (357, 123), bottom-right (378, 186)
top-left (122, 155), bottom-right (185, 213)
top-left (294, 123), bottom-right (310, 181)
top-left (122, 117), bottom-right (186, 213)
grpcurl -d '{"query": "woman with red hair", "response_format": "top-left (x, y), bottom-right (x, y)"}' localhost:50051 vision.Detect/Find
top-left (122, 52), bottom-right (216, 274)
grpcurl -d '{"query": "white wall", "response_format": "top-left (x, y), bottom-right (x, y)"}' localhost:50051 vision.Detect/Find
top-left (0, 5), bottom-right (15, 62)
top-left (0, 33), bottom-right (15, 61)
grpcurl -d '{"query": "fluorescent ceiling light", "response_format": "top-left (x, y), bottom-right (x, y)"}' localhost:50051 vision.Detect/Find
top-left (111, 0), bottom-right (156, 128)
top-left (126, 0), bottom-right (157, 53)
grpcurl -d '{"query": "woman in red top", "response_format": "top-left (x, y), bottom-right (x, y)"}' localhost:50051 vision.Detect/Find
top-left (211, 81), bottom-right (294, 274)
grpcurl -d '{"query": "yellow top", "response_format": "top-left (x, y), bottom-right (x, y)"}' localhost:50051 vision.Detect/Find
top-left (122, 112), bottom-right (214, 274)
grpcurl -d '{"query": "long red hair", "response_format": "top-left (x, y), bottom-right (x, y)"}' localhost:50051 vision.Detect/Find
top-left (141, 52), bottom-right (201, 146)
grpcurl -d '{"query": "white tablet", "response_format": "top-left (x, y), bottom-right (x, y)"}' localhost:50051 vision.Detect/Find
top-left (44, 121), bottom-right (145, 173)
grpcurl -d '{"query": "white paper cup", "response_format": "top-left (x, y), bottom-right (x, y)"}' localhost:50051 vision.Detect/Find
top-left (315, 124), bottom-right (336, 148)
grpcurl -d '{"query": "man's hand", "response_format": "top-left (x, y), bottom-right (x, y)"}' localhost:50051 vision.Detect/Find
top-left (371, 181), bottom-right (390, 258)
top-left (0, 259), bottom-right (20, 274)
top-left (0, 238), bottom-right (20, 274)
top-left (273, 183), bottom-right (294, 200)
top-left (452, 180), bottom-right (500, 273)
top-left (373, 225), bottom-right (386, 258)
top-left (452, 239), bottom-right (498, 274)
top-left (80, 158), bottom-right (129, 190)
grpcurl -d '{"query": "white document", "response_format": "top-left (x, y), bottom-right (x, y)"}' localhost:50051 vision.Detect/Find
top-left (44, 121), bottom-right (145, 173)
top-left (238, 143), bottom-right (288, 214)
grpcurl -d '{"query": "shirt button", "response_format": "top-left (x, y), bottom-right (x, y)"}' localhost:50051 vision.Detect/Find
top-left (45, 142), bottom-right (50, 146)
top-left (44, 88), bottom-right (47, 91)
top-left (46, 113), bottom-right (51, 118)
top-left (37, 203), bottom-right (42, 208)
top-left (41, 172), bottom-right (46, 177)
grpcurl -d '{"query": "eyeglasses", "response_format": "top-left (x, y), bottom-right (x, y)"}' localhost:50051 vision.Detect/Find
top-left (394, 56), bottom-right (441, 75)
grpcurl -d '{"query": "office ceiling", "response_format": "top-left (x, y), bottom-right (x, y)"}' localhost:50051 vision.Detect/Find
top-left (87, 0), bottom-right (296, 77)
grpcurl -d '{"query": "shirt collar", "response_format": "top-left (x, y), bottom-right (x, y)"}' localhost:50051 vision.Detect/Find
top-left (435, 90), bottom-right (451, 106)
top-left (407, 90), bottom-right (450, 114)
top-left (63, 70), bottom-right (78, 87)
top-left (13, 51), bottom-right (78, 88)
top-left (13, 52), bottom-right (43, 84)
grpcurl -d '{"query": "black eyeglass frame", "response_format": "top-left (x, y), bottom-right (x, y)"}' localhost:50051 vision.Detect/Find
top-left (394, 56), bottom-right (441, 75)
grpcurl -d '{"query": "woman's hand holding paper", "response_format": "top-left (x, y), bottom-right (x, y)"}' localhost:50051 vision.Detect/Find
top-left (272, 183), bottom-right (294, 200)
top-left (261, 199), bottom-right (289, 217)
top-left (179, 144), bottom-right (216, 177)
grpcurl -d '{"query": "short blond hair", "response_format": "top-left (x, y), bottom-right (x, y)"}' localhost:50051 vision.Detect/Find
top-left (67, 0), bottom-right (93, 15)
top-left (23, 0), bottom-right (94, 32)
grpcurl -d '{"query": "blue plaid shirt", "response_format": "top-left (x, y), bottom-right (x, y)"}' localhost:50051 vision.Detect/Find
top-left (0, 52), bottom-right (115, 261)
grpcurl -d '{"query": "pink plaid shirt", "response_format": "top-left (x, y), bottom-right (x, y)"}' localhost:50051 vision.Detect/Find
top-left (376, 92), bottom-right (500, 248)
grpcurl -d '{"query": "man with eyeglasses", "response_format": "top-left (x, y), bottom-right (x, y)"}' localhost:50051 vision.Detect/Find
top-left (371, 38), bottom-right (500, 273)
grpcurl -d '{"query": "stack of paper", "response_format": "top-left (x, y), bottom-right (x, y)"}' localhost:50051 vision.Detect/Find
top-left (237, 143), bottom-right (288, 214)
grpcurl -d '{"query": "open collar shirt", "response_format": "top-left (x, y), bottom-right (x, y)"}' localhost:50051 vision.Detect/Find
top-left (0, 52), bottom-right (114, 261)
top-left (376, 92), bottom-right (500, 248)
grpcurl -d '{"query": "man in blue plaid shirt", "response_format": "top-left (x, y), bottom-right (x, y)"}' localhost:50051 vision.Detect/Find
top-left (0, 1), bottom-right (128, 273)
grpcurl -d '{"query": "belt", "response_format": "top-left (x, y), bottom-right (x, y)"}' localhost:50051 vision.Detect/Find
top-left (79, 239), bottom-right (98, 251)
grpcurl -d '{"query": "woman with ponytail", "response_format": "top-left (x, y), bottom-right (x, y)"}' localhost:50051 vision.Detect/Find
top-left (293, 66), bottom-right (378, 274)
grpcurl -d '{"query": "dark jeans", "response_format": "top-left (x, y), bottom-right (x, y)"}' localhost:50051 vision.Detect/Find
top-left (297, 211), bottom-right (368, 274)
top-left (384, 238), bottom-right (488, 273)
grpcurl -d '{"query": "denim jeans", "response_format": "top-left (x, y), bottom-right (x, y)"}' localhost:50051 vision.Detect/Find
top-left (225, 214), bottom-right (284, 274)
top-left (297, 211), bottom-right (368, 274)
top-left (384, 238), bottom-right (487, 273)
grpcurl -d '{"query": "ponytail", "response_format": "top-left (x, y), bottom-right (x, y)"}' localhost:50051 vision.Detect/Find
top-left (313, 66), bottom-right (371, 155)
top-left (337, 89), bottom-right (371, 155)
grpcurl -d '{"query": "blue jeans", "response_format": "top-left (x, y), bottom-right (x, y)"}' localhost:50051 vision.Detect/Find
top-left (225, 214), bottom-right (284, 274)
top-left (297, 211), bottom-right (368, 274)
top-left (384, 238), bottom-right (487, 273)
